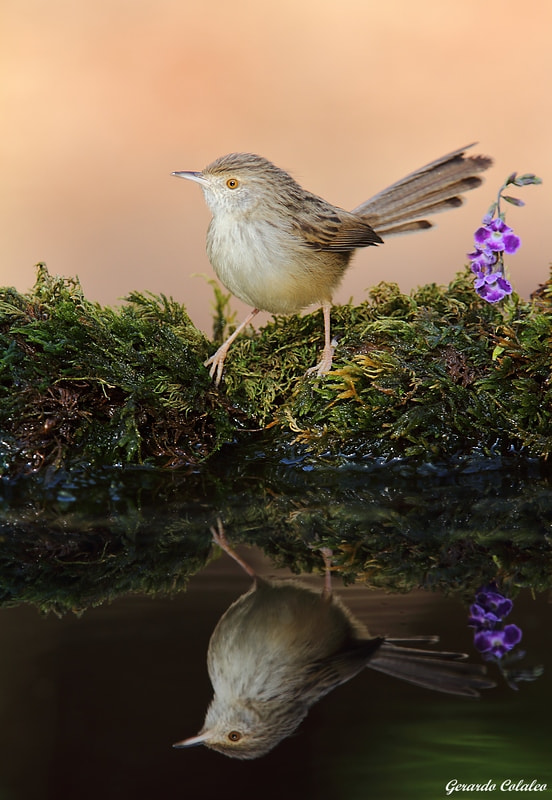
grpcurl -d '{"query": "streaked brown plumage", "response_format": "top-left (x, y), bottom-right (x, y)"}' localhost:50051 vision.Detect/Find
top-left (173, 145), bottom-right (492, 384)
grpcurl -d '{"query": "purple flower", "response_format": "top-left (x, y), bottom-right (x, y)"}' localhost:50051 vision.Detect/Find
top-left (474, 218), bottom-right (521, 254)
top-left (467, 169), bottom-right (540, 304)
top-left (503, 232), bottom-right (522, 254)
top-left (475, 589), bottom-right (513, 619)
top-left (467, 221), bottom-right (514, 304)
top-left (473, 271), bottom-right (513, 303)
top-left (468, 603), bottom-right (502, 629)
top-left (474, 625), bottom-right (523, 659)
top-left (468, 247), bottom-right (497, 272)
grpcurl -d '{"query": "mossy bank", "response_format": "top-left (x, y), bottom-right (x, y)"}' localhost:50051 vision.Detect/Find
top-left (1, 263), bottom-right (552, 477)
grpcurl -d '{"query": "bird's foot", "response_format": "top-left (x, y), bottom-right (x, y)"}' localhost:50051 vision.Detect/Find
top-left (305, 339), bottom-right (337, 377)
top-left (204, 346), bottom-right (228, 387)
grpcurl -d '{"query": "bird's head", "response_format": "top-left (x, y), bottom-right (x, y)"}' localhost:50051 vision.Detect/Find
top-left (172, 153), bottom-right (301, 217)
top-left (172, 694), bottom-right (306, 760)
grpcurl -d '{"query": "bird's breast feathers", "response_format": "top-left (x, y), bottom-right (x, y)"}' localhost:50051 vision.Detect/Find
top-left (206, 214), bottom-right (344, 314)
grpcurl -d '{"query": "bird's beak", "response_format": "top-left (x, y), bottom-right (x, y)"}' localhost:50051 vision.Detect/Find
top-left (171, 170), bottom-right (208, 185)
top-left (172, 731), bottom-right (211, 749)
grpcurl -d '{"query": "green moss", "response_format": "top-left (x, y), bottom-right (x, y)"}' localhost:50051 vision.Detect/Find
top-left (0, 264), bottom-right (235, 473)
top-left (1, 262), bottom-right (552, 477)
top-left (222, 271), bottom-right (552, 461)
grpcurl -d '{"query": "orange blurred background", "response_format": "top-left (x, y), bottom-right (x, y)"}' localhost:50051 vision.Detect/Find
top-left (2, 0), bottom-right (551, 335)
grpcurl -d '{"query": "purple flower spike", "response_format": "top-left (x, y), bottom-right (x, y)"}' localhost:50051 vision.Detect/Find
top-left (467, 168), bottom-right (539, 303)
top-left (469, 585), bottom-right (523, 663)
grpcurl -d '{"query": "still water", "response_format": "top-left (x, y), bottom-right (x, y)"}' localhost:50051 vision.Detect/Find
top-left (0, 450), bottom-right (551, 799)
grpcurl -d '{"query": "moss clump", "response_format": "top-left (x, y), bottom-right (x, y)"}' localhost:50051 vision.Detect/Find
top-left (2, 263), bottom-right (552, 476)
top-left (0, 264), bottom-right (235, 474)
top-left (220, 271), bottom-right (552, 461)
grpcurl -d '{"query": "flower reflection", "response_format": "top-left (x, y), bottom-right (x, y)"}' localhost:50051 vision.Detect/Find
top-left (474, 625), bottom-right (523, 659)
top-left (468, 584), bottom-right (543, 690)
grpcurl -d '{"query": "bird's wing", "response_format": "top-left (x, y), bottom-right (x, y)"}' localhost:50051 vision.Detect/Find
top-left (290, 195), bottom-right (383, 252)
top-left (302, 637), bottom-right (385, 699)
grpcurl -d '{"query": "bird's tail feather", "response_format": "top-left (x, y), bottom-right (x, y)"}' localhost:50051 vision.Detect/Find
top-left (353, 144), bottom-right (492, 237)
top-left (368, 638), bottom-right (496, 697)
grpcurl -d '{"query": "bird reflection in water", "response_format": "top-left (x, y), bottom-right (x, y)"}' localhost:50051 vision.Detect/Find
top-left (173, 522), bottom-right (495, 759)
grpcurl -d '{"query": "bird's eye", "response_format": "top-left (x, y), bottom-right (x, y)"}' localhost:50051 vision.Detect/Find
top-left (227, 730), bottom-right (242, 742)
top-left (226, 178), bottom-right (239, 189)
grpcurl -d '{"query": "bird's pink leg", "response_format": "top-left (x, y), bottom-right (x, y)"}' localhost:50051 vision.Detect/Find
top-left (210, 518), bottom-right (256, 578)
top-left (306, 301), bottom-right (335, 376)
top-left (204, 308), bottom-right (260, 386)
top-left (319, 547), bottom-right (334, 599)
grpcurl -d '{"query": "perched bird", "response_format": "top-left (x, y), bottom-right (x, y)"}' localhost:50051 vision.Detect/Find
top-left (173, 145), bottom-right (492, 385)
top-left (173, 523), bottom-right (495, 759)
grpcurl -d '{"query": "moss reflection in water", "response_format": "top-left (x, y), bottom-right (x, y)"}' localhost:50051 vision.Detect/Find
top-left (0, 458), bottom-right (550, 616)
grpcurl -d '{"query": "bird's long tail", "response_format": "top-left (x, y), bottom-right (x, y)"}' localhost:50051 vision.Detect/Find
top-left (353, 144), bottom-right (492, 237)
top-left (368, 636), bottom-right (496, 697)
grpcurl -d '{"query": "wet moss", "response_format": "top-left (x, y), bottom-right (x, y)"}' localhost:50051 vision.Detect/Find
top-left (221, 271), bottom-right (552, 460)
top-left (0, 264), bottom-right (236, 473)
top-left (1, 262), bottom-right (552, 477)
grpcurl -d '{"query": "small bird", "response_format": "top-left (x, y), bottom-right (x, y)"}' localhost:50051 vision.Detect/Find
top-left (173, 522), bottom-right (495, 759)
top-left (173, 145), bottom-right (492, 385)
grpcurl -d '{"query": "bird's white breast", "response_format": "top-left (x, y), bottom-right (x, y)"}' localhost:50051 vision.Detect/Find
top-left (206, 213), bottom-right (327, 315)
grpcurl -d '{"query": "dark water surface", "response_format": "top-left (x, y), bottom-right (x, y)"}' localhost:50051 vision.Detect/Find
top-left (0, 451), bottom-right (551, 799)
